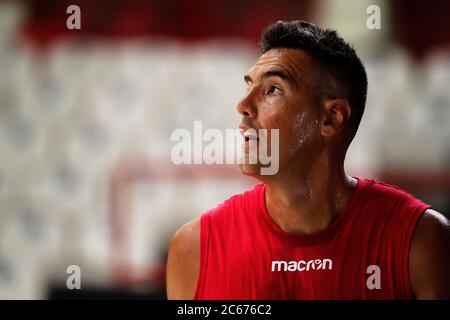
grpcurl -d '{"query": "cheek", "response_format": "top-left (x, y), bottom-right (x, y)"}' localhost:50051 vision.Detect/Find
top-left (256, 112), bottom-right (279, 131)
top-left (286, 112), bottom-right (321, 153)
top-left (257, 99), bottom-right (319, 147)
top-left (258, 99), bottom-right (288, 127)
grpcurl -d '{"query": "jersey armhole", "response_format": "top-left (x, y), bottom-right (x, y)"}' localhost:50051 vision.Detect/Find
top-left (402, 204), bottom-right (432, 299)
top-left (193, 213), bottom-right (210, 299)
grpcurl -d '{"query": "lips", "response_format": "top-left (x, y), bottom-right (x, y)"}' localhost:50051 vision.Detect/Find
top-left (239, 124), bottom-right (259, 142)
top-left (243, 130), bottom-right (258, 142)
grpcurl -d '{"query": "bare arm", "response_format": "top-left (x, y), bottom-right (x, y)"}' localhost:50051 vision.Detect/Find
top-left (166, 218), bottom-right (200, 300)
top-left (410, 209), bottom-right (450, 299)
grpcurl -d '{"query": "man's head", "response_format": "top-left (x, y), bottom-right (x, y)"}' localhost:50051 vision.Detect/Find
top-left (237, 20), bottom-right (367, 177)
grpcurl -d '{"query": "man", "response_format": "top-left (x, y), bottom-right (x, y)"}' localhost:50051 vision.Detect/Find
top-left (166, 20), bottom-right (450, 299)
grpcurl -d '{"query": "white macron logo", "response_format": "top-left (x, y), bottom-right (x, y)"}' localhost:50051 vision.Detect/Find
top-left (271, 258), bottom-right (333, 272)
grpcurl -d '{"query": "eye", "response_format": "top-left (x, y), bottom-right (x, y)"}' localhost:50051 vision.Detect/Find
top-left (267, 85), bottom-right (281, 95)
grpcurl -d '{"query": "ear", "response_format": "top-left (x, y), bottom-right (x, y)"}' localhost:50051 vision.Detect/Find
top-left (320, 98), bottom-right (351, 137)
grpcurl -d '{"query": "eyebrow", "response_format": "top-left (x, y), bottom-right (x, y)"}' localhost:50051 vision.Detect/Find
top-left (244, 69), bottom-right (293, 84)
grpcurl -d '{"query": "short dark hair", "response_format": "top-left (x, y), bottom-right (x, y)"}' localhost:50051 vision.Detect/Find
top-left (260, 20), bottom-right (368, 143)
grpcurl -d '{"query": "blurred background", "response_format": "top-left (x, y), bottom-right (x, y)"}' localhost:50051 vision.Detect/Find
top-left (0, 0), bottom-right (449, 299)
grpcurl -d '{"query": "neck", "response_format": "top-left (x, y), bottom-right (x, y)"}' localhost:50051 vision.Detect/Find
top-left (262, 156), bottom-right (357, 236)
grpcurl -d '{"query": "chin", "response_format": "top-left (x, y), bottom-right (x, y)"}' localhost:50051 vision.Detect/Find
top-left (238, 163), bottom-right (282, 183)
top-left (238, 163), bottom-right (263, 178)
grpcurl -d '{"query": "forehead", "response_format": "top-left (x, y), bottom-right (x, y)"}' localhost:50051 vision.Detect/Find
top-left (248, 48), bottom-right (313, 82)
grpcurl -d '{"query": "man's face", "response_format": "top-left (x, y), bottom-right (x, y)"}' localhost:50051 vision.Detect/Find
top-left (237, 48), bottom-right (323, 177)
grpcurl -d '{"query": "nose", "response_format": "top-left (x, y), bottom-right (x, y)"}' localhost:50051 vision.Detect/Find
top-left (236, 90), bottom-right (257, 119)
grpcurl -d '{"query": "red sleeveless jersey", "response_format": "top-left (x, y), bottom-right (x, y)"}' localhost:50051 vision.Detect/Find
top-left (194, 178), bottom-right (431, 300)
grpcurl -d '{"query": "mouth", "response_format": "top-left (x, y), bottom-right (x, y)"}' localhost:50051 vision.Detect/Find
top-left (240, 128), bottom-right (259, 143)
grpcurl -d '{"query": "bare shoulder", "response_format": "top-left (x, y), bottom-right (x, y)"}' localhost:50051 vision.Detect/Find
top-left (166, 218), bottom-right (201, 300)
top-left (170, 218), bottom-right (201, 255)
top-left (412, 209), bottom-right (450, 249)
top-left (410, 209), bottom-right (450, 299)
